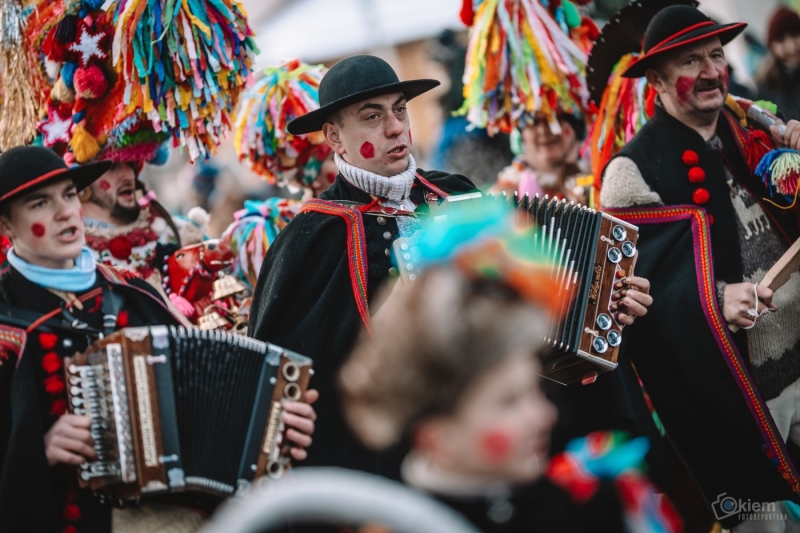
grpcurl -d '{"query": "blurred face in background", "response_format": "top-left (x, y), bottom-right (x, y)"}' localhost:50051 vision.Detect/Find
top-left (417, 352), bottom-right (558, 484)
top-left (86, 163), bottom-right (140, 224)
top-left (771, 32), bottom-right (800, 70)
top-left (521, 114), bottom-right (578, 174)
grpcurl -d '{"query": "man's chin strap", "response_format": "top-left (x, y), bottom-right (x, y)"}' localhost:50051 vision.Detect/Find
top-left (334, 153), bottom-right (417, 212)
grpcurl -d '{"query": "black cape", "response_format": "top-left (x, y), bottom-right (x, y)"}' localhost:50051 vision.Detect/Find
top-left (604, 106), bottom-right (800, 527)
top-left (248, 170), bottom-right (475, 475)
top-left (0, 265), bottom-right (180, 533)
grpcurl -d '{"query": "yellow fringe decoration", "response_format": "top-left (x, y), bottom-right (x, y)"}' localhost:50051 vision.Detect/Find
top-left (69, 124), bottom-right (101, 163)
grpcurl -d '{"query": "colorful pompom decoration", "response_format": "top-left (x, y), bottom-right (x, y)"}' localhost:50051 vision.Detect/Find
top-left (73, 64), bottom-right (108, 100)
top-left (589, 54), bottom-right (655, 196)
top-left (459, 0), bottom-right (592, 136)
top-left (112, 0), bottom-right (258, 161)
top-left (234, 59), bottom-right (331, 186)
top-left (692, 188), bottom-right (710, 205)
top-left (682, 150), bottom-right (699, 166)
top-left (220, 198), bottom-right (300, 291)
top-left (688, 167), bottom-right (706, 184)
top-left (756, 148), bottom-right (800, 207)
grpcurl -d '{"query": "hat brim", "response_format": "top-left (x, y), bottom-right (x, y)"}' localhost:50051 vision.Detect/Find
top-left (287, 79), bottom-right (441, 135)
top-left (0, 159), bottom-right (113, 204)
top-left (622, 22), bottom-right (747, 78)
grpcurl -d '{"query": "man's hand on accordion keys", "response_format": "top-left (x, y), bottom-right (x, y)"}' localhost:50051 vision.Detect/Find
top-left (282, 389), bottom-right (319, 461)
top-left (44, 414), bottom-right (97, 467)
top-left (610, 276), bottom-right (653, 326)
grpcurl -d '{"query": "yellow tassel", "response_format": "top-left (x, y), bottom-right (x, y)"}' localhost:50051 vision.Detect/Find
top-left (69, 124), bottom-right (101, 163)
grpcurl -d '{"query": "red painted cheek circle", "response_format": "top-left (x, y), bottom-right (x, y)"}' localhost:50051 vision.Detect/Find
top-left (98, 179), bottom-right (111, 191)
top-left (480, 429), bottom-right (514, 463)
top-left (31, 223), bottom-right (45, 238)
top-left (675, 76), bottom-right (695, 104)
top-left (360, 142), bottom-right (375, 159)
top-left (326, 172), bottom-right (336, 184)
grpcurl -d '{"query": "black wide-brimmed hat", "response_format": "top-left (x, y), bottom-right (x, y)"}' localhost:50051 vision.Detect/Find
top-left (0, 146), bottom-right (112, 204)
top-left (287, 55), bottom-right (440, 135)
top-left (622, 5), bottom-right (747, 78)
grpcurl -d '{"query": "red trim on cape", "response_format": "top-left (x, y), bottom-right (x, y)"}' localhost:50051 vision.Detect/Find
top-left (604, 203), bottom-right (800, 495)
top-left (299, 199), bottom-right (372, 333)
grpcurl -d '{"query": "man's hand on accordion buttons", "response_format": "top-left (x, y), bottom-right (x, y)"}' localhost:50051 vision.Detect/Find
top-left (282, 389), bottom-right (319, 461)
top-left (611, 276), bottom-right (653, 325)
top-left (44, 414), bottom-right (97, 467)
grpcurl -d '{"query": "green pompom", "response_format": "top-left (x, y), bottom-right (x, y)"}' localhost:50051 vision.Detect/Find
top-left (754, 100), bottom-right (779, 115)
top-left (563, 0), bottom-right (582, 29)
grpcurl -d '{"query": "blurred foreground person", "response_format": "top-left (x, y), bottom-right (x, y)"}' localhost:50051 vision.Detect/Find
top-left (340, 204), bottom-right (681, 533)
top-left (757, 6), bottom-right (800, 121)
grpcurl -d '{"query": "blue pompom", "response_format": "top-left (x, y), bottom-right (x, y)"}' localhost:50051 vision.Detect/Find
top-left (61, 62), bottom-right (78, 89)
top-left (148, 141), bottom-right (171, 166)
top-left (83, 0), bottom-right (105, 10)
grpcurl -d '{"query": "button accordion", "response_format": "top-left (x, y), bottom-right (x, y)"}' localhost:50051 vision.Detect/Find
top-left (394, 194), bottom-right (639, 385)
top-left (64, 326), bottom-right (312, 500)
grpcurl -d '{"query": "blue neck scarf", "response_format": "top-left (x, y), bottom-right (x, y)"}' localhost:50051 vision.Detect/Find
top-left (7, 246), bottom-right (98, 292)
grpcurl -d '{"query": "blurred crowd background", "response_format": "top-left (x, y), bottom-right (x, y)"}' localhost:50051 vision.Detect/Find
top-left (142, 0), bottom-right (800, 236)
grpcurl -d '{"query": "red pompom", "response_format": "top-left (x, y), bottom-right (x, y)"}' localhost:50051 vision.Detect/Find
top-left (62, 526), bottom-right (77, 533)
top-left (63, 503), bottom-right (81, 522)
top-left (459, 0), bottom-right (474, 26)
top-left (42, 352), bottom-right (62, 374)
top-left (117, 311), bottom-right (129, 328)
top-left (682, 150), bottom-right (700, 166)
top-left (44, 374), bottom-right (65, 395)
top-left (693, 188), bottom-right (710, 205)
top-left (73, 64), bottom-right (108, 100)
top-left (39, 332), bottom-right (58, 350)
top-left (688, 166), bottom-right (706, 183)
top-left (50, 398), bottom-right (67, 417)
top-left (108, 236), bottom-right (133, 260)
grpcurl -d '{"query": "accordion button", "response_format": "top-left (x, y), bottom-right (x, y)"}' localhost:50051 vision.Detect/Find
top-left (383, 231), bottom-right (393, 241)
top-left (622, 241), bottom-right (636, 258)
top-left (388, 267), bottom-right (399, 277)
top-left (385, 248), bottom-right (391, 258)
top-left (612, 225), bottom-right (627, 241)
top-left (377, 216), bottom-right (387, 225)
top-left (592, 336), bottom-right (609, 354)
top-left (608, 248), bottom-right (622, 264)
top-left (63, 338), bottom-right (73, 348)
top-left (596, 314), bottom-right (612, 331)
top-left (607, 330), bottom-right (622, 347)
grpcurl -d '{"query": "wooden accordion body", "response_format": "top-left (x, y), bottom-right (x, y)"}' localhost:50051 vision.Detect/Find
top-left (63, 326), bottom-right (312, 500)
top-left (394, 194), bottom-right (639, 385)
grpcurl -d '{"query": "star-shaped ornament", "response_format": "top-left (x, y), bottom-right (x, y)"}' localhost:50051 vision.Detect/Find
top-left (69, 26), bottom-right (107, 67)
top-left (38, 108), bottom-right (73, 146)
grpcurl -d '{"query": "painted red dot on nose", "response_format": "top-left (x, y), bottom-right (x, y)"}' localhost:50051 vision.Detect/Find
top-left (360, 142), bottom-right (375, 159)
top-left (31, 224), bottom-right (45, 238)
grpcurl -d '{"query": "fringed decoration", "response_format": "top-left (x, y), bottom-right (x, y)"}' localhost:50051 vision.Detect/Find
top-left (589, 53), bottom-right (653, 198)
top-left (69, 122), bottom-right (101, 163)
top-left (0, 0), bottom-right (45, 149)
top-left (756, 148), bottom-right (800, 209)
top-left (220, 198), bottom-right (299, 291)
top-left (234, 59), bottom-right (331, 186)
top-left (112, 0), bottom-right (258, 162)
top-left (458, 0), bottom-right (590, 136)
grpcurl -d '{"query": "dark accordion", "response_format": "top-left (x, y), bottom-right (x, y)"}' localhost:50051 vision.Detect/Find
top-left (63, 326), bottom-right (312, 500)
top-left (395, 194), bottom-right (639, 385)
top-left (511, 195), bottom-right (639, 384)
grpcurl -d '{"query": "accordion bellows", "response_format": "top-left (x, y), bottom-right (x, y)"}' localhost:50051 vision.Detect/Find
top-left (64, 326), bottom-right (312, 500)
